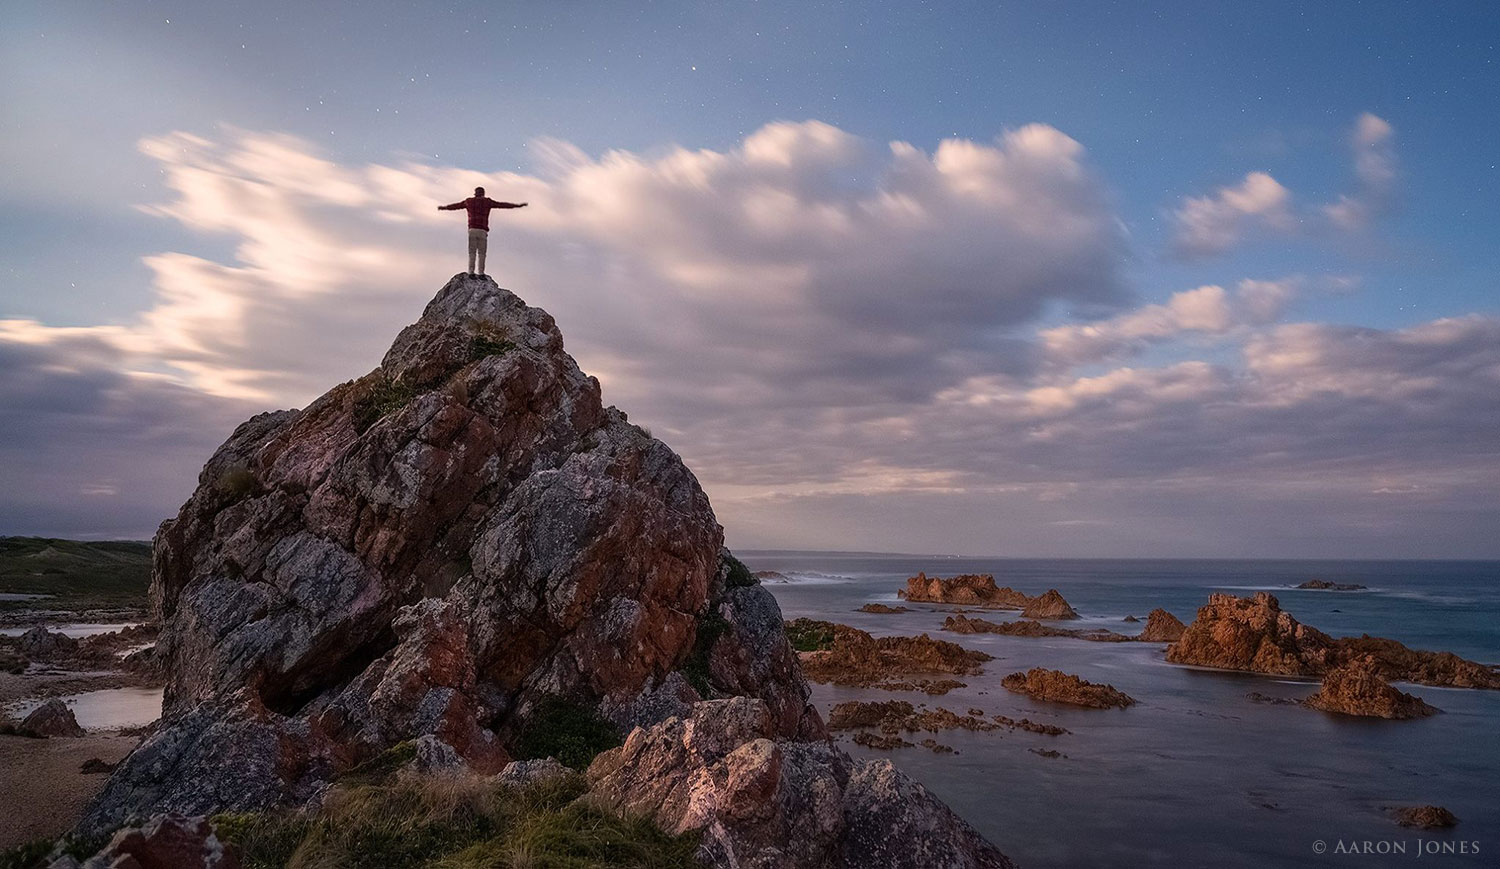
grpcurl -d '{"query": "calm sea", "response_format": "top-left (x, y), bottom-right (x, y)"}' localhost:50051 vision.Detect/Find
top-left (743, 553), bottom-right (1500, 868)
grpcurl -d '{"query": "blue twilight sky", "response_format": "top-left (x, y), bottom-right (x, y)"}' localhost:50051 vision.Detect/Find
top-left (1, 1), bottom-right (1498, 556)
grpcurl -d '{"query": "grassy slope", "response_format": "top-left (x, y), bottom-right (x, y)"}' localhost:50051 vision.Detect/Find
top-left (0, 770), bottom-right (699, 869)
top-left (217, 772), bottom-right (699, 869)
top-left (0, 537), bottom-right (151, 611)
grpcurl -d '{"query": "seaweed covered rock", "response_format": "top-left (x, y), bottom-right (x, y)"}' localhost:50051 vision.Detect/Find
top-left (82, 275), bottom-right (820, 832)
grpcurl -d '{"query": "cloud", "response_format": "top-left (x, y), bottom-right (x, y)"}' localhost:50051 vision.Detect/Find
top-left (1170, 172), bottom-right (1295, 258)
top-left (1323, 112), bottom-right (1398, 229)
top-left (1170, 113), bottom-right (1397, 258)
top-left (0, 120), bottom-right (1129, 534)
top-left (2, 119), bottom-right (1496, 555)
top-left (0, 319), bottom-right (255, 537)
top-left (1040, 278), bottom-right (1298, 365)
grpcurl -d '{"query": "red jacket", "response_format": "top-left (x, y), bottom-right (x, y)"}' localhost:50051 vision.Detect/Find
top-left (460, 197), bottom-right (502, 231)
top-left (442, 196), bottom-right (522, 230)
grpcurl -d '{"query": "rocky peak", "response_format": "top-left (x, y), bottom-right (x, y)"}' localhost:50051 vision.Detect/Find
top-left (83, 274), bottom-right (820, 830)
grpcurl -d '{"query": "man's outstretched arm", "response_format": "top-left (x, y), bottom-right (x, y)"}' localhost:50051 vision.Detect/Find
top-left (437, 201), bottom-right (466, 211)
top-left (493, 201), bottom-right (528, 209)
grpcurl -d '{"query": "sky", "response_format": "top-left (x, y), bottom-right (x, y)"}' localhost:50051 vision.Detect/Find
top-left (1, 1), bottom-right (1498, 557)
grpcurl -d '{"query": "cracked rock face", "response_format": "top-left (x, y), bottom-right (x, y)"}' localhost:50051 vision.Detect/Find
top-left (82, 275), bottom-right (819, 832)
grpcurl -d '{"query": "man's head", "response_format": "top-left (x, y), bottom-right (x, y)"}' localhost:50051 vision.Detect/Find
top-left (474, 186), bottom-right (485, 197)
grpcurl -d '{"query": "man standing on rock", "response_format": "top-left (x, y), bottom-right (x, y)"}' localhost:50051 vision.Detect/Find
top-left (438, 187), bottom-right (527, 276)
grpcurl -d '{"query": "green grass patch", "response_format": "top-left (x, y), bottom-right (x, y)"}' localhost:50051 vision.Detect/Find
top-left (784, 618), bottom-right (838, 652)
top-left (215, 465), bottom-right (258, 500)
top-left (0, 537), bottom-right (150, 611)
top-left (353, 379), bottom-right (418, 433)
top-left (213, 771), bottom-right (697, 869)
top-left (515, 697), bottom-right (623, 771)
top-left (468, 334), bottom-right (516, 361)
top-left (721, 553), bottom-right (758, 589)
top-left (681, 610), bottom-right (729, 697)
top-left (337, 740), bottom-right (418, 787)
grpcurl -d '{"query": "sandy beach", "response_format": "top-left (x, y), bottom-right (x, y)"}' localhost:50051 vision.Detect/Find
top-left (0, 733), bottom-right (138, 849)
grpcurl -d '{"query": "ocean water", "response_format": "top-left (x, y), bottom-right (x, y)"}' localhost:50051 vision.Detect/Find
top-left (744, 553), bottom-right (1500, 868)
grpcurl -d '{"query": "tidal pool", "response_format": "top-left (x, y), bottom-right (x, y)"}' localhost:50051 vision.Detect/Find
top-left (5, 687), bottom-right (163, 731)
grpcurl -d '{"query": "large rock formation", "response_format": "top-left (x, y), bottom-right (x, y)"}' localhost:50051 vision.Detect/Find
top-left (900, 573), bottom-right (1029, 607)
top-left (1302, 659), bottom-right (1439, 719)
top-left (586, 697), bottom-right (1013, 868)
top-left (82, 276), bottom-right (817, 829)
top-left (1165, 592), bottom-right (1500, 689)
top-left (79, 275), bottom-right (1009, 865)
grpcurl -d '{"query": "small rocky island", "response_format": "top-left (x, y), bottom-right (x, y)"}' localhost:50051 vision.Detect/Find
top-left (1303, 658), bottom-right (1440, 719)
top-left (899, 573), bottom-right (1079, 619)
top-left (56, 276), bottom-right (1013, 868)
top-left (1165, 592), bottom-right (1500, 689)
top-left (1001, 668), bottom-right (1136, 709)
top-left (1295, 579), bottom-right (1367, 591)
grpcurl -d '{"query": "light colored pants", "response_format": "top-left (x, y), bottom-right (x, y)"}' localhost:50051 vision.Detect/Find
top-left (467, 228), bottom-right (488, 274)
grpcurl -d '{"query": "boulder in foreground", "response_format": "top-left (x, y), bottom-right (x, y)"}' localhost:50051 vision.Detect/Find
top-left (48, 814), bottom-right (239, 869)
top-left (587, 697), bottom-right (1014, 868)
top-left (82, 275), bottom-right (821, 830)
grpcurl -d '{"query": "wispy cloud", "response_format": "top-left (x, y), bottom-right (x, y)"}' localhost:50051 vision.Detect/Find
top-left (0, 119), bottom-right (1494, 554)
top-left (1170, 113), bottom-right (1399, 259)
